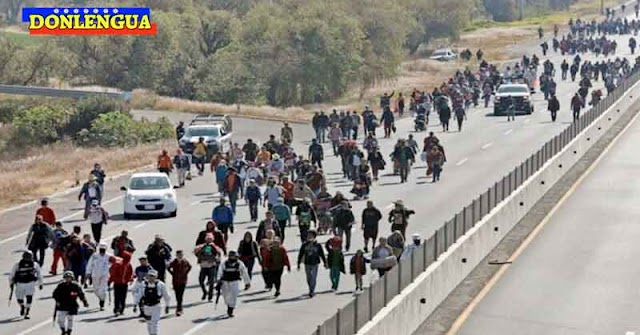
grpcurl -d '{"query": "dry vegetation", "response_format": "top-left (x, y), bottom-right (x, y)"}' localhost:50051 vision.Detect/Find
top-left (0, 140), bottom-right (173, 209)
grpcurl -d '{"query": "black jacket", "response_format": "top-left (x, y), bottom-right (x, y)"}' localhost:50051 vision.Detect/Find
top-left (53, 281), bottom-right (87, 314)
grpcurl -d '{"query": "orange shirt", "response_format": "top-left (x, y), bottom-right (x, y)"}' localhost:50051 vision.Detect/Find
top-left (158, 155), bottom-right (172, 168)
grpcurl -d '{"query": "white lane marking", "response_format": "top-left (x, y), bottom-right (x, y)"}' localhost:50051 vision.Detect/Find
top-left (16, 319), bottom-right (50, 335)
top-left (183, 320), bottom-right (211, 335)
top-left (190, 200), bottom-right (202, 206)
top-left (0, 196), bottom-right (123, 246)
top-left (524, 118), bottom-right (531, 124)
top-left (481, 142), bottom-right (493, 150)
top-left (456, 158), bottom-right (469, 166)
top-left (134, 222), bottom-right (149, 229)
top-left (504, 129), bottom-right (513, 135)
top-left (625, 332), bottom-right (636, 335)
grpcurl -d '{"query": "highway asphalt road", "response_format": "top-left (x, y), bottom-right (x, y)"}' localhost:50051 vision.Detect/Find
top-left (0, 26), bottom-right (637, 335)
top-left (455, 91), bottom-right (640, 335)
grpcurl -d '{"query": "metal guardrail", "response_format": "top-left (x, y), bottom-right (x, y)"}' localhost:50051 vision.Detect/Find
top-left (0, 84), bottom-right (130, 100)
top-left (311, 68), bottom-right (640, 335)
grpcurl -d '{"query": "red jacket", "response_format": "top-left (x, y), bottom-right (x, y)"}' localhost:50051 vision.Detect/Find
top-left (36, 207), bottom-right (56, 226)
top-left (108, 252), bottom-right (133, 285)
top-left (168, 258), bottom-right (192, 286)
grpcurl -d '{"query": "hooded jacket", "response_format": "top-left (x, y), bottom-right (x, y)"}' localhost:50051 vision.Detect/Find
top-left (108, 252), bottom-right (133, 285)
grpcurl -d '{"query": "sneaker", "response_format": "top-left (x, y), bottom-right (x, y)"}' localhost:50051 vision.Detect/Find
top-left (363, 247), bottom-right (368, 253)
top-left (176, 311), bottom-right (183, 317)
top-left (274, 291), bottom-right (280, 297)
top-left (20, 305), bottom-right (25, 316)
top-left (201, 292), bottom-right (207, 301)
top-left (24, 314), bottom-right (30, 320)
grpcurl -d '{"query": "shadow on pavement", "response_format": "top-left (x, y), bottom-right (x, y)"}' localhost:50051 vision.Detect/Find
top-left (243, 295), bottom-right (275, 303)
top-left (192, 315), bottom-right (229, 323)
top-left (379, 182), bottom-right (402, 186)
top-left (239, 289), bottom-right (268, 297)
top-left (0, 317), bottom-right (24, 324)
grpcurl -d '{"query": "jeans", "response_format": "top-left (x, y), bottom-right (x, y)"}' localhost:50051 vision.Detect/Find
top-left (330, 267), bottom-right (341, 290)
top-left (194, 156), bottom-right (205, 174)
top-left (228, 191), bottom-right (239, 214)
top-left (399, 164), bottom-right (409, 183)
top-left (113, 283), bottom-right (128, 314)
top-left (352, 127), bottom-right (358, 140)
top-left (311, 158), bottom-right (323, 169)
top-left (174, 284), bottom-right (186, 311)
top-left (199, 266), bottom-right (217, 299)
top-left (432, 164), bottom-right (442, 182)
top-left (248, 200), bottom-right (259, 221)
top-left (305, 264), bottom-right (319, 294)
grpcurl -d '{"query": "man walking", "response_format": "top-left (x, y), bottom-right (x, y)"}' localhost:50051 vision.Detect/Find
top-left (9, 251), bottom-right (43, 319)
top-left (271, 198), bottom-right (291, 242)
top-left (53, 271), bottom-right (89, 335)
top-left (297, 230), bottom-right (327, 298)
top-left (26, 215), bottom-right (53, 267)
top-left (223, 167), bottom-right (242, 214)
top-left (308, 139), bottom-right (324, 169)
top-left (212, 198), bottom-right (235, 241)
top-left (133, 270), bottom-right (171, 335)
top-left (78, 175), bottom-right (102, 219)
top-left (108, 251), bottom-right (133, 316)
top-left (216, 251), bottom-right (251, 317)
top-left (87, 200), bottom-right (108, 243)
top-left (86, 243), bottom-right (111, 311)
top-left (194, 234), bottom-right (222, 301)
top-left (145, 236), bottom-right (173, 282)
top-left (168, 250), bottom-right (191, 316)
top-left (173, 148), bottom-right (190, 187)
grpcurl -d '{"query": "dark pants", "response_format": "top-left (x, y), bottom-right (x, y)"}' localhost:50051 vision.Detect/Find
top-left (352, 127), bottom-right (358, 140)
top-left (158, 167), bottom-right (171, 176)
top-left (199, 266), bottom-right (217, 299)
top-left (29, 247), bottom-right (46, 267)
top-left (456, 116), bottom-right (464, 131)
top-left (399, 163), bottom-right (409, 183)
top-left (262, 269), bottom-right (272, 289)
top-left (299, 224), bottom-right (310, 244)
top-left (311, 158), bottom-right (323, 169)
top-left (91, 223), bottom-right (103, 244)
top-left (432, 164), bottom-right (442, 182)
top-left (550, 110), bottom-right (557, 122)
top-left (573, 108), bottom-right (580, 121)
top-left (277, 219), bottom-right (288, 241)
top-left (113, 283), bottom-right (128, 314)
top-left (228, 191), bottom-right (239, 213)
top-left (241, 258), bottom-right (256, 279)
top-left (219, 224), bottom-right (231, 242)
top-left (194, 157), bottom-right (205, 174)
top-left (441, 119), bottom-right (449, 131)
top-left (271, 269), bottom-right (284, 292)
top-left (248, 200), bottom-right (259, 221)
top-left (174, 284), bottom-right (186, 311)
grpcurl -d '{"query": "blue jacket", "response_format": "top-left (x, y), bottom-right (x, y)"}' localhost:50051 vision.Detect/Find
top-left (212, 204), bottom-right (234, 225)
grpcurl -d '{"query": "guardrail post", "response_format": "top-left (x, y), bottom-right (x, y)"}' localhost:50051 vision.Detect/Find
top-left (368, 284), bottom-right (373, 320)
top-left (383, 272), bottom-right (388, 306)
top-left (336, 308), bottom-right (341, 335)
top-left (433, 229), bottom-right (439, 260)
top-left (354, 294), bottom-right (359, 334)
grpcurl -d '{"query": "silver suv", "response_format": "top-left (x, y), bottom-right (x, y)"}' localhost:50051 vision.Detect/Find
top-left (178, 115), bottom-right (233, 158)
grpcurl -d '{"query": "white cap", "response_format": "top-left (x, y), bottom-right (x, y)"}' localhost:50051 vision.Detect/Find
top-left (147, 269), bottom-right (158, 277)
top-left (98, 243), bottom-right (107, 249)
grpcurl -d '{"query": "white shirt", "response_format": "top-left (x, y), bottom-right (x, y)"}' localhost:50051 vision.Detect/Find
top-left (86, 253), bottom-right (111, 277)
top-left (88, 186), bottom-right (97, 198)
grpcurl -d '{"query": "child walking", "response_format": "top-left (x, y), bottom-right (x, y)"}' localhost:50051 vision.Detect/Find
top-left (327, 237), bottom-right (345, 291)
top-left (349, 250), bottom-right (370, 291)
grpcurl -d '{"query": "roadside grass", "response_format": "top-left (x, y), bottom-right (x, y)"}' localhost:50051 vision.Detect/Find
top-left (0, 139), bottom-right (173, 210)
top-left (466, 0), bottom-right (620, 32)
top-left (130, 90), bottom-right (314, 123)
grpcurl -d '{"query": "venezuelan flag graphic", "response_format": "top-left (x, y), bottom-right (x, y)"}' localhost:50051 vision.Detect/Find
top-left (22, 7), bottom-right (157, 35)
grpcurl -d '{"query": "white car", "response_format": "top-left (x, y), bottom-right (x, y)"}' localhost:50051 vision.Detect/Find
top-left (429, 49), bottom-right (457, 62)
top-left (121, 172), bottom-right (177, 219)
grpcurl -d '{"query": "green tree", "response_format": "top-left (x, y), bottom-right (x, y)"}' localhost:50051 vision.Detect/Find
top-left (13, 105), bottom-right (72, 144)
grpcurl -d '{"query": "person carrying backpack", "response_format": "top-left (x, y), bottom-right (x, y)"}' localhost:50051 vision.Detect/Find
top-left (271, 198), bottom-right (291, 242)
top-left (244, 179), bottom-right (262, 222)
top-left (87, 200), bottom-right (109, 244)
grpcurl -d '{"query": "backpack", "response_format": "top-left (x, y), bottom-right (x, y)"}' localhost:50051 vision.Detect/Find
top-left (299, 211), bottom-right (311, 226)
top-left (272, 205), bottom-right (290, 221)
